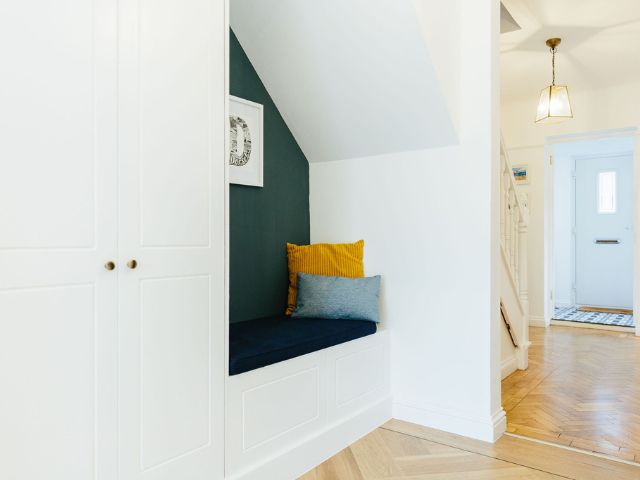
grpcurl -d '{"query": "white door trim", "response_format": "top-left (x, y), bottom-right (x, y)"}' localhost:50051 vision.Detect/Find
top-left (544, 127), bottom-right (639, 335)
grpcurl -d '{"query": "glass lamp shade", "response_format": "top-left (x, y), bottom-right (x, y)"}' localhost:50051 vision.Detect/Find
top-left (535, 85), bottom-right (573, 124)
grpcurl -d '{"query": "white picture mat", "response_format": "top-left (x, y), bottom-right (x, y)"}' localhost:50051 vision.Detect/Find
top-left (229, 96), bottom-right (263, 187)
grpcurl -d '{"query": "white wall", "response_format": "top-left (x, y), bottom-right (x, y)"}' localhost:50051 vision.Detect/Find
top-left (310, 0), bottom-right (503, 442)
top-left (502, 81), bottom-right (640, 323)
top-left (411, 0), bottom-right (460, 133)
top-left (501, 321), bottom-right (517, 378)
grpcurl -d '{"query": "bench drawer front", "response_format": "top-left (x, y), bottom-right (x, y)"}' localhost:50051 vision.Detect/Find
top-left (226, 351), bottom-right (327, 472)
top-left (226, 331), bottom-right (390, 478)
top-left (242, 366), bottom-right (320, 449)
top-left (328, 332), bottom-right (390, 421)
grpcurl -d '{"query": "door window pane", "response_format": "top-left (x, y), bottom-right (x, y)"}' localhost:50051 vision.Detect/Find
top-left (598, 171), bottom-right (617, 214)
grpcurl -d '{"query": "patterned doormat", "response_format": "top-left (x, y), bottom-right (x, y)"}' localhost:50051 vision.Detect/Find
top-left (553, 305), bottom-right (635, 328)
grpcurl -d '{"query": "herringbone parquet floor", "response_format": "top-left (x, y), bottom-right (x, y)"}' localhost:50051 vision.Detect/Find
top-left (300, 426), bottom-right (560, 479)
top-left (503, 325), bottom-right (640, 462)
top-left (301, 419), bottom-right (640, 479)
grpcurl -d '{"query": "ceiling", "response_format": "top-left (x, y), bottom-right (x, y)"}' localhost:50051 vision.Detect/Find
top-left (231, 0), bottom-right (458, 163)
top-left (501, 3), bottom-right (521, 33)
top-left (501, 0), bottom-right (640, 103)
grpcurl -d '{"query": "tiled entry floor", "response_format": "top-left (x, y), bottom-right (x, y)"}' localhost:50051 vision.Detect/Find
top-left (554, 305), bottom-right (635, 328)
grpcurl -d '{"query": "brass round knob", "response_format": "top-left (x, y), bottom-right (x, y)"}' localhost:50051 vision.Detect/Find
top-left (127, 259), bottom-right (138, 269)
top-left (104, 261), bottom-right (116, 271)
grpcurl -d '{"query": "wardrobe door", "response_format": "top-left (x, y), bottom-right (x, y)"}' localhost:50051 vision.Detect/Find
top-left (0, 1), bottom-right (119, 479)
top-left (117, 0), bottom-right (226, 479)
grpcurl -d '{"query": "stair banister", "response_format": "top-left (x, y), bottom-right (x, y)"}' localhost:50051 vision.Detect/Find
top-left (500, 133), bottom-right (530, 371)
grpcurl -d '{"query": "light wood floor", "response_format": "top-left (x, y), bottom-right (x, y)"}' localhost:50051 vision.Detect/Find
top-left (503, 325), bottom-right (640, 462)
top-left (301, 419), bottom-right (640, 479)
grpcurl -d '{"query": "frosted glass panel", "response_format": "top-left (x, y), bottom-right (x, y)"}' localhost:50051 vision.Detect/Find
top-left (598, 171), bottom-right (617, 214)
top-left (535, 85), bottom-right (572, 124)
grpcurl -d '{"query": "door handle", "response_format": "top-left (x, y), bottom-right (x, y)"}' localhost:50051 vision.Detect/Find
top-left (595, 239), bottom-right (620, 244)
top-left (104, 261), bottom-right (116, 271)
top-left (127, 259), bottom-right (138, 269)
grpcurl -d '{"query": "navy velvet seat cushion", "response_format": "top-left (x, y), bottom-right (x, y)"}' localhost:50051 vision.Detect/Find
top-left (229, 316), bottom-right (377, 375)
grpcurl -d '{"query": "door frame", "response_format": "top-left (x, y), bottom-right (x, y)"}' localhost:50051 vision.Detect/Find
top-left (543, 127), bottom-right (639, 335)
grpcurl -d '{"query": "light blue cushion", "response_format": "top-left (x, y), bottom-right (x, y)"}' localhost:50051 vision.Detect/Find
top-left (292, 273), bottom-right (381, 322)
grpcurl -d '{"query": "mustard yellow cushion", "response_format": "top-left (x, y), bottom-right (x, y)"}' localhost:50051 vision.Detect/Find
top-left (286, 240), bottom-right (365, 315)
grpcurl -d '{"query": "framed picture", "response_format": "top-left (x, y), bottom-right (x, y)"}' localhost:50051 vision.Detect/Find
top-left (512, 165), bottom-right (529, 185)
top-left (229, 96), bottom-right (263, 187)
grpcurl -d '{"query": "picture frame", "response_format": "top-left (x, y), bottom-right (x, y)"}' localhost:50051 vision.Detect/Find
top-left (512, 164), bottom-right (529, 185)
top-left (229, 95), bottom-right (263, 187)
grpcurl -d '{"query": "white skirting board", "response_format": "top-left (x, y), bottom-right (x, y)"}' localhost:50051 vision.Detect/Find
top-left (225, 330), bottom-right (391, 480)
top-left (392, 402), bottom-right (507, 443)
top-left (529, 315), bottom-right (547, 327)
top-left (501, 354), bottom-right (518, 379)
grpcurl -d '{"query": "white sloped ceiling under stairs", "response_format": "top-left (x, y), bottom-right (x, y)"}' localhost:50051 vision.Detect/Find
top-left (231, 0), bottom-right (459, 163)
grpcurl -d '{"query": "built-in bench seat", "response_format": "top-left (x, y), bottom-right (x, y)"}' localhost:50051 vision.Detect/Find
top-left (229, 316), bottom-right (377, 375)
top-left (226, 322), bottom-right (389, 479)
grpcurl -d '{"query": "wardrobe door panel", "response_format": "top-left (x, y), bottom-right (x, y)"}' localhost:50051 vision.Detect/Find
top-left (0, 0), bottom-right (119, 479)
top-left (117, 0), bottom-right (226, 479)
top-left (0, 286), bottom-right (96, 480)
top-left (0, 2), bottom-right (95, 249)
top-left (139, 275), bottom-right (211, 470)
top-left (138, 0), bottom-right (212, 248)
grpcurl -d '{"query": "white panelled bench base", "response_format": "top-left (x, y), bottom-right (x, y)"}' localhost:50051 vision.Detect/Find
top-left (225, 330), bottom-right (390, 480)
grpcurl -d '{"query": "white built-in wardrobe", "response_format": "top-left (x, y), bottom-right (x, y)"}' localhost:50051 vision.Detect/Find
top-left (0, 1), bottom-right (226, 479)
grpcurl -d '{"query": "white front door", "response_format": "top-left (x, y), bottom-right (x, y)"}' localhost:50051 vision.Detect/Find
top-left (575, 154), bottom-right (634, 309)
top-left (116, 0), bottom-right (226, 478)
top-left (0, 0), bottom-right (119, 478)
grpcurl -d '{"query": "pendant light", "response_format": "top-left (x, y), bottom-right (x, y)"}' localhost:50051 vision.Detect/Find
top-left (535, 38), bottom-right (573, 124)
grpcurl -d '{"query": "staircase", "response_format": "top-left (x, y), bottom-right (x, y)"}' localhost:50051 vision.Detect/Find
top-left (500, 135), bottom-right (531, 379)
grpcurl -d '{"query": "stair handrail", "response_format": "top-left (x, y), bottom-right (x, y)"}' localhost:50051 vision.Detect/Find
top-left (500, 300), bottom-right (519, 348)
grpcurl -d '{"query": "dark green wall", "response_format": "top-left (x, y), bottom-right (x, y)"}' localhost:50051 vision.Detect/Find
top-left (229, 30), bottom-right (310, 323)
